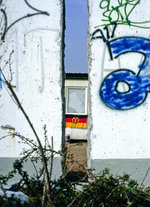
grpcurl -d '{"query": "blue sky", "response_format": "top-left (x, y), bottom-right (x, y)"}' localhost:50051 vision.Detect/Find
top-left (65, 0), bottom-right (88, 73)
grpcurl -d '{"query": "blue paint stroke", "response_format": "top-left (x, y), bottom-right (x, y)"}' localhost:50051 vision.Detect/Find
top-left (100, 70), bottom-right (148, 110)
top-left (100, 37), bottom-right (150, 110)
top-left (110, 37), bottom-right (150, 71)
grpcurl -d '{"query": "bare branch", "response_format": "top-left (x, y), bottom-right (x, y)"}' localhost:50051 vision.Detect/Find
top-left (0, 68), bottom-right (52, 204)
top-left (49, 136), bottom-right (54, 181)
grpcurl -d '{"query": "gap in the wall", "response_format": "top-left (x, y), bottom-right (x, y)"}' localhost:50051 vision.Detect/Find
top-left (64, 0), bottom-right (88, 73)
top-left (64, 0), bottom-right (89, 181)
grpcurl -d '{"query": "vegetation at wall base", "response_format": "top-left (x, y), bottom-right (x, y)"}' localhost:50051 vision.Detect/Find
top-left (0, 163), bottom-right (150, 207)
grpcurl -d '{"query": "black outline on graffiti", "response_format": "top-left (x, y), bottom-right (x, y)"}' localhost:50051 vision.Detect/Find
top-left (115, 80), bottom-right (131, 94)
top-left (92, 23), bottom-right (117, 60)
top-left (92, 24), bottom-right (150, 110)
top-left (100, 68), bottom-right (148, 110)
top-left (0, 0), bottom-right (49, 40)
top-left (92, 25), bottom-right (149, 75)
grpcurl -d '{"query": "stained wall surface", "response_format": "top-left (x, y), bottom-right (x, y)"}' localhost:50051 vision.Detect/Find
top-left (88, 0), bottom-right (150, 184)
top-left (0, 0), bottom-right (64, 158)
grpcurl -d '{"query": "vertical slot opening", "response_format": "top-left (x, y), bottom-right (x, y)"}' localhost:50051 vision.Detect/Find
top-left (64, 0), bottom-right (88, 181)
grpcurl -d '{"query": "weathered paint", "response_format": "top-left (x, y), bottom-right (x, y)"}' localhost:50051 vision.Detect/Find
top-left (0, 157), bottom-right (61, 187)
top-left (88, 0), bottom-right (150, 161)
top-left (91, 159), bottom-right (150, 186)
top-left (0, 0), bottom-right (64, 158)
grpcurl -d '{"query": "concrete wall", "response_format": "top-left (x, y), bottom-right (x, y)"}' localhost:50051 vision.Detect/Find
top-left (0, 0), bottom-right (64, 176)
top-left (0, 157), bottom-right (61, 187)
top-left (88, 0), bottom-right (150, 185)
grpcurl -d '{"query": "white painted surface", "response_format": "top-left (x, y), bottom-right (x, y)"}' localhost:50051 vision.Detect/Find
top-left (88, 0), bottom-right (150, 159)
top-left (66, 127), bottom-right (88, 140)
top-left (0, 0), bottom-right (63, 157)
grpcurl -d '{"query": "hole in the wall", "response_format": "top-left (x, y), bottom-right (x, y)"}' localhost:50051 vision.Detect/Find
top-left (64, 0), bottom-right (88, 74)
top-left (64, 0), bottom-right (88, 180)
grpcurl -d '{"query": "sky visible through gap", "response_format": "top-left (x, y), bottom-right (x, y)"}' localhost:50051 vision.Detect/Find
top-left (65, 0), bottom-right (88, 73)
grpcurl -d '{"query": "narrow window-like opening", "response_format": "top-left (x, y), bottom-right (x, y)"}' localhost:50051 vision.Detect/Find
top-left (64, 0), bottom-right (88, 181)
top-left (65, 0), bottom-right (88, 73)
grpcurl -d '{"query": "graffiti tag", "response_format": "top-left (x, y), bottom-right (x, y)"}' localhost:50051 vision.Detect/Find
top-left (92, 24), bottom-right (150, 110)
top-left (0, 0), bottom-right (49, 41)
top-left (0, 0), bottom-right (49, 88)
top-left (98, 0), bottom-right (150, 29)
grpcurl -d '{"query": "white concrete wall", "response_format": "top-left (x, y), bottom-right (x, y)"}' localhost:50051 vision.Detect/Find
top-left (88, 0), bottom-right (150, 159)
top-left (0, 0), bottom-right (64, 157)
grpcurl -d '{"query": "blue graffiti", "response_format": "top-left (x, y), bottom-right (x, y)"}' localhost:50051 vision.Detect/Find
top-left (100, 69), bottom-right (149, 110)
top-left (92, 25), bottom-right (150, 110)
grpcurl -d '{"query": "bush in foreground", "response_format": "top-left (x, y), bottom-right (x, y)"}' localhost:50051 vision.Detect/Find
top-left (1, 166), bottom-right (150, 207)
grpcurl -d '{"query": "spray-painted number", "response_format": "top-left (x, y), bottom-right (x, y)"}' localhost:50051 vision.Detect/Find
top-left (92, 26), bottom-right (150, 110)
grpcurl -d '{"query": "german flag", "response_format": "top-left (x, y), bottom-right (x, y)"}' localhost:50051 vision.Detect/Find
top-left (65, 115), bottom-right (87, 129)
